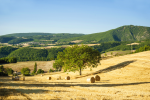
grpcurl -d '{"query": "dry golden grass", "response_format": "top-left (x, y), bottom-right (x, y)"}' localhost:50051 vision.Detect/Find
top-left (2, 61), bottom-right (55, 72)
top-left (0, 51), bottom-right (150, 100)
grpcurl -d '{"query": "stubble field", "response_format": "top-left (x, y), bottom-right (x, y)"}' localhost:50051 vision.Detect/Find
top-left (0, 51), bottom-right (150, 100)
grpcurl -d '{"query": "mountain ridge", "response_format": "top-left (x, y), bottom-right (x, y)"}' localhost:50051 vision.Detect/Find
top-left (1, 25), bottom-right (150, 44)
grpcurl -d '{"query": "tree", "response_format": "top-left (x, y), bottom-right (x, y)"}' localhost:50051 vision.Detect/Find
top-left (0, 65), bottom-right (4, 72)
top-left (104, 53), bottom-right (107, 57)
top-left (21, 67), bottom-right (30, 76)
top-left (111, 52), bottom-right (113, 56)
top-left (53, 59), bottom-right (63, 71)
top-left (37, 69), bottom-right (44, 74)
top-left (54, 45), bottom-right (101, 75)
top-left (4, 68), bottom-right (14, 75)
top-left (33, 62), bottom-right (37, 73)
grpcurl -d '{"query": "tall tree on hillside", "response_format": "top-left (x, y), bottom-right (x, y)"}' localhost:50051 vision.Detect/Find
top-left (53, 45), bottom-right (101, 75)
top-left (33, 62), bottom-right (37, 73)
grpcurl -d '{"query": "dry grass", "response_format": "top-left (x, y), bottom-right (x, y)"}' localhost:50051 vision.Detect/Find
top-left (2, 61), bottom-right (55, 72)
top-left (0, 51), bottom-right (150, 100)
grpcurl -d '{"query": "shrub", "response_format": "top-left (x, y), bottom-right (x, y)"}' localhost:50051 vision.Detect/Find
top-left (13, 73), bottom-right (18, 76)
top-left (21, 67), bottom-right (30, 76)
top-left (49, 69), bottom-right (54, 72)
top-left (37, 69), bottom-right (44, 74)
top-left (4, 68), bottom-right (14, 75)
top-left (0, 65), bottom-right (4, 72)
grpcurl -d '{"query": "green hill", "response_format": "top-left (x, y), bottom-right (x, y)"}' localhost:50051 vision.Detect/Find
top-left (57, 25), bottom-right (150, 43)
top-left (1, 33), bottom-right (84, 44)
top-left (7, 47), bottom-right (64, 61)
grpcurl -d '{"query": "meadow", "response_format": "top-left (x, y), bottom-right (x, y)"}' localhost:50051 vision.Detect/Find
top-left (0, 51), bottom-right (150, 100)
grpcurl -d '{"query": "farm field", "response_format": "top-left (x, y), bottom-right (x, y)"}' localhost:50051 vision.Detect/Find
top-left (0, 51), bottom-right (150, 100)
top-left (2, 61), bottom-right (55, 72)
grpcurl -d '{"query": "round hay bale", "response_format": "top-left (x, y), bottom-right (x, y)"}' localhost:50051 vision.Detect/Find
top-left (47, 77), bottom-right (51, 80)
top-left (94, 75), bottom-right (100, 81)
top-left (41, 74), bottom-right (43, 76)
top-left (65, 76), bottom-right (70, 80)
top-left (57, 76), bottom-right (61, 80)
top-left (87, 77), bottom-right (95, 83)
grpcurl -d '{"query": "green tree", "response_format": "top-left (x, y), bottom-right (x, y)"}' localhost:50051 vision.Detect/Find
top-left (0, 65), bottom-right (4, 72)
top-left (4, 68), bottom-right (14, 75)
top-left (37, 69), bottom-right (44, 74)
top-left (105, 53), bottom-right (107, 57)
top-left (21, 67), bottom-right (30, 76)
top-left (54, 45), bottom-right (101, 75)
top-left (53, 59), bottom-right (63, 71)
top-left (111, 52), bottom-right (113, 56)
top-left (33, 62), bottom-right (37, 73)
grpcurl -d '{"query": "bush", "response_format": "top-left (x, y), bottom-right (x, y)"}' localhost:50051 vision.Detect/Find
top-left (21, 67), bottom-right (30, 76)
top-left (49, 69), bottom-right (54, 72)
top-left (0, 65), bottom-right (4, 72)
top-left (13, 73), bottom-right (18, 76)
top-left (4, 68), bottom-right (14, 75)
top-left (37, 69), bottom-right (44, 74)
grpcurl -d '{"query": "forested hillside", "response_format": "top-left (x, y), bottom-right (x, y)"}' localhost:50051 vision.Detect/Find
top-left (1, 25), bottom-right (150, 45)
top-left (7, 47), bottom-right (64, 61)
top-left (1, 33), bottom-right (84, 44)
top-left (0, 46), bottom-right (18, 58)
top-left (57, 25), bottom-right (150, 44)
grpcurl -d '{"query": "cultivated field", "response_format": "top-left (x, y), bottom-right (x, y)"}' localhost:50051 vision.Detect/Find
top-left (0, 51), bottom-right (150, 100)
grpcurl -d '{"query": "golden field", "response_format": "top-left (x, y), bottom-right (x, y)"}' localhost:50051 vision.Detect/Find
top-left (0, 51), bottom-right (150, 100)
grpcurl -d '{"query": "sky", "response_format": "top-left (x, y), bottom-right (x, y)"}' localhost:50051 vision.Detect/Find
top-left (0, 0), bottom-right (150, 35)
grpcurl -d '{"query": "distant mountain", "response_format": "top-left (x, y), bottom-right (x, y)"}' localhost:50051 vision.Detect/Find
top-left (57, 25), bottom-right (150, 43)
top-left (1, 25), bottom-right (150, 44)
top-left (0, 33), bottom-right (84, 44)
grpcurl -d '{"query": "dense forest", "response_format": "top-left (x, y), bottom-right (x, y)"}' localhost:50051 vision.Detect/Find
top-left (0, 46), bottom-right (18, 58)
top-left (7, 47), bottom-right (65, 61)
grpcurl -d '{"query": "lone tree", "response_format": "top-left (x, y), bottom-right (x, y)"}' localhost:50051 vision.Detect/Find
top-left (53, 45), bottom-right (101, 75)
top-left (33, 62), bottom-right (37, 73)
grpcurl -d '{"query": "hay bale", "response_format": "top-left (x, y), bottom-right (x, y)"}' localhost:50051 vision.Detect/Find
top-left (87, 77), bottom-right (95, 83)
top-left (41, 74), bottom-right (43, 76)
top-left (65, 76), bottom-right (70, 80)
top-left (47, 77), bottom-right (51, 80)
top-left (57, 76), bottom-right (61, 80)
top-left (94, 75), bottom-right (100, 81)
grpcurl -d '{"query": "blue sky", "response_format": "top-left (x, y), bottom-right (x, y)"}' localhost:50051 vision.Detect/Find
top-left (0, 0), bottom-right (150, 35)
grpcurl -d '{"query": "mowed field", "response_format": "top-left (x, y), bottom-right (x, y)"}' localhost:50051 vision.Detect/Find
top-left (0, 51), bottom-right (150, 100)
top-left (1, 61), bottom-right (55, 72)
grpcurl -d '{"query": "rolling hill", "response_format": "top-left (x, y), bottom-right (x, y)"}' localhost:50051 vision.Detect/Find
top-left (57, 25), bottom-right (150, 43)
top-left (1, 51), bottom-right (150, 100)
top-left (1, 25), bottom-right (150, 45)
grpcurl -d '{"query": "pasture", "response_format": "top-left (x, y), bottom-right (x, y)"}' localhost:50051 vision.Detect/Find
top-left (0, 51), bottom-right (150, 100)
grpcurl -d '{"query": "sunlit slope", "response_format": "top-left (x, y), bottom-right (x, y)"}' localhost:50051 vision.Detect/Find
top-left (1, 51), bottom-right (150, 100)
top-left (57, 25), bottom-right (150, 43)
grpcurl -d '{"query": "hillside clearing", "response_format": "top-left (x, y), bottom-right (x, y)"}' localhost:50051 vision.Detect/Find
top-left (0, 51), bottom-right (150, 100)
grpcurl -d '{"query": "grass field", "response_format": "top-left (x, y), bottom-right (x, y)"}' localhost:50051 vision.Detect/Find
top-left (1, 61), bottom-right (55, 72)
top-left (0, 51), bottom-right (150, 100)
